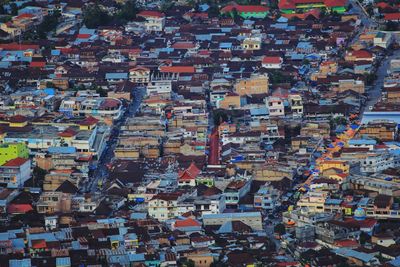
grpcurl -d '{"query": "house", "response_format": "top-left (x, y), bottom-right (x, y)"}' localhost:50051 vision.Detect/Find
top-left (279, 0), bottom-right (347, 14)
top-left (262, 56), bottom-right (283, 69)
top-left (234, 74), bottom-right (269, 96)
top-left (254, 183), bottom-right (281, 211)
top-left (0, 158), bottom-right (31, 188)
top-left (129, 66), bottom-right (150, 84)
top-left (374, 32), bottom-right (392, 49)
top-left (178, 162), bottom-right (201, 187)
top-left (345, 50), bottom-right (374, 62)
top-left (268, 97), bottom-right (285, 117)
top-left (137, 11), bottom-right (165, 32)
top-left (148, 193), bottom-right (182, 221)
top-left (224, 179), bottom-right (251, 208)
top-left (220, 4), bottom-right (269, 19)
top-left (202, 211), bottom-right (263, 231)
top-left (0, 143), bottom-right (29, 165)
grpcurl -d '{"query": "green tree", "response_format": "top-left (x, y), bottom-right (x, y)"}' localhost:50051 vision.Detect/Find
top-left (83, 4), bottom-right (111, 29)
top-left (37, 11), bottom-right (61, 39)
top-left (213, 109), bottom-right (228, 126)
top-left (116, 0), bottom-right (139, 22)
top-left (359, 231), bottom-right (370, 245)
top-left (10, 3), bottom-right (18, 16)
top-left (182, 259), bottom-right (195, 267)
top-left (207, 4), bottom-right (220, 18)
top-left (274, 223), bottom-right (286, 235)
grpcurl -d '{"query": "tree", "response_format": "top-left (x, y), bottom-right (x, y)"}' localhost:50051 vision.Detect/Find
top-left (385, 21), bottom-right (399, 31)
top-left (365, 73), bottom-right (377, 86)
top-left (274, 223), bottom-right (286, 235)
top-left (359, 231), bottom-right (370, 245)
top-left (83, 4), bottom-right (111, 29)
top-left (37, 11), bottom-right (61, 39)
top-left (10, 3), bottom-right (18, 16)
top-left (182, 259), bottom-right (195, 267)
top-left (213, 109), bottom-right (228, 126)
top-left (116, 0), bottom-right (139, 22)
top-left (207, 4), bottom-right (220, 18)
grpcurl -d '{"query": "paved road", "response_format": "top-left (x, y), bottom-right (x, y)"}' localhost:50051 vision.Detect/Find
top-left (364, 50), bottom-right (400, 110)
top-left (84, 88), bottom-right (145, 193)
top-left (208, 129), bottom-right (220, 165)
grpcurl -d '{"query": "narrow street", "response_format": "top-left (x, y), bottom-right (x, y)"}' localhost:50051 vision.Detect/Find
top-left (84, 87), bottom-right (145, 193)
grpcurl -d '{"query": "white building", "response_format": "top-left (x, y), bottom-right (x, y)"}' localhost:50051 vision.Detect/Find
top-left (0, 158), bottom-right (31, 188)
top-left (361, 152), bottom-right (400, 173)
top-left (267, 97), bottom-right (285, 117)
top-left (146, 80), bottom-right (172, 96)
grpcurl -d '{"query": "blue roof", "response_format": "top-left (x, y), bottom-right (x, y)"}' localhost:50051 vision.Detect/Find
top-left (48, 147), bottom-right (76, 154)
top-left (10, 259), bottom-right (31, 267)
top-left (389, 257), bottom-right (400, 267)
top-left (105, 73), bottom-right (128, 79)
top-left (130, 213), bottom-right (147, 220)
top-left (51, 50), bottom-right (61, 56)
top-left (250, 107), bottom-right (268, 116)
top-left (325, 198), bottom-right (342, 205)
top-left (348, 139), bottom-right (377, 145)
top-left (128, 253), bottom-right (146, 262)
top-left (56, 257), bottom-right (71, 267)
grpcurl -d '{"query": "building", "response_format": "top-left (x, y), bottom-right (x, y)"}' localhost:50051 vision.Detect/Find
top-left (148, 193), bottom-right (182, 221)
top-left (224, 180), bottom-right (251, 208)
top-left (279, 0), bottom-right (347, 14)
top-left (129, 66), bottom-right (150, 84)
top-left (137, 11), bottom-right (165, 32)
top-left (0, 158), bottom-right (31, 188)
top-left (262, 56), bottom-right (283, 69)
top-left (202, 212), bottom-right (263, 231)
top-left (0, 143), bottom-right (29, 165)
top-left (59, 97), bottom-right (123, 124)
top-left (254, 184), bottom-right (281, 211)
top-left (234, 74), bottom-right (269, 96)
top-left (220, 4), bottom-right (269, 19)
top-left (267, 97), bottom-right (285, 117)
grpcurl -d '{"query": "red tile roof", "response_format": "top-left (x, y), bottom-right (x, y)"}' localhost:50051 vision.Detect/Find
top-left (58, 128), bottom-right (77, 138)
top-left (3, 157), bottom-right (29, 167)
top-left (262, 56), bottom-right (282, 64)
top-left (138, 10), bottom-right (165, 18)
top-left (32, 239), bottom-right (47, 249)
top-left (160, 66), bottom-right (195, 73)
top-left (384, 13), bottom-right (400, 21)
top-left (175, 218), bottom-right (201, 228)
top-left (221, 4), bottom-right (269, 13)
top-left (79, 116), bottom-right (99, 126)
top-left (8, 203), bottom-right (33, 214)
top-left (172, 42), bottom-right (196, 49)
top-left (77, 33), bottom-right (91, 39)
top-left (9, 115), bottom-right (28, 123)
top-left (15, 13), bottom-right (34, 19)
top-left (179, 162), bottom-right (201, 181)
top-left (0, 43), bottom-right (39, 51)
top-left (30, 61), bottom-right (46, 68)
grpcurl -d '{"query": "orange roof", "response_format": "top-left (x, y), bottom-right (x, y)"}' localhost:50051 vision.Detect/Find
top-left (79, 116), bottom-right (99, 126)
top-left (175, 218), bottom-right (201, 228)
top-left (160, 66), bottom-right (195, 73)
top-left (58, 128), bottom-right (77, 137)
top-left (32, 239), bottom-right (47, 249)
top-left (3, 157), bottom-right (28, 167)
top-left (335, 239), bottom-right (359, 248)
top-left (77, 33), bottom-right (91, 39)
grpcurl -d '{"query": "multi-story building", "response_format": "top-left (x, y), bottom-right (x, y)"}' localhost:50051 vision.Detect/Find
top-left (361, 152), bottom-right (400, 173)
top-left (224, 179), bottom-right (251, 208)
top-left (288, 94), bottom-right (303, 116)
top-left (0, 143), bottom-right (29, 165)
top-left (137, 11), bottom-right (165, 32)
top-left (148, 193), bottom-right (182, 221)
top-left (0, 158), bottom-right (31, 188)
top-left (279, 0), bottom-right (347, 14)
top-left (59, 97), bottom-right (123, 124)
top-left (267, 97), bottom-right (285, 117)
top-left (202, 212), bottom-right (263, 231)
top-left (234, 74), bottom-right (269, 96)
top-left (254, 184), bottom-right (281, 211)
top-left (36, 191), bottom-right (71, 214)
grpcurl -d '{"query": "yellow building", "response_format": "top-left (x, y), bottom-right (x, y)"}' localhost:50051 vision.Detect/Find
top-left (319, 160), bottom-right (350, 174)
top-left (234, 74), bottom-right (269, 96)
top-left (219, 92), bottom-right (241, 109)
top-left (0, 143), bottom-right (29, 165)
